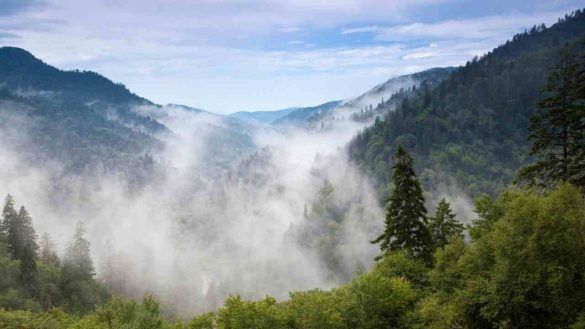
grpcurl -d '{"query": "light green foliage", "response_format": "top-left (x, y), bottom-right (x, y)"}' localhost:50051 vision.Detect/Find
top-left (0, 308), bottom-right (77, 329)
top-left (342, 274), bottom-right (416, 329)
top-left (287, 289), bottom-right (346, 329)
top-left (188, 312), bottom-right (214, 329)
top-left (92, 296), bottom-right (166, 329)
top-left (1, 184), bottom-right (584, 328)
top-left (372, 251), bottom-right (429, 289)
top-left (216, 295), bottom-right (290, 329)
top-left (422, 183), bottom-right (585, 328)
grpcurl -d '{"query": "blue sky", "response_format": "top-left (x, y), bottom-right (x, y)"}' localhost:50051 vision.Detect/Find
top-left (0, 0), bottom-right (583, 114)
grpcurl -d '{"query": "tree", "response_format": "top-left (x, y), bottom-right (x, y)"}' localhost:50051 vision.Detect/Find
top-left (1, 195), bottom-right (18, 249)
top-left (61, 221), bottom-right (108, 313)
top-left (428, 198), bottom-right (464, 249)
top-left (39, 233), bottom-right (60, 267)
top-left (372, 146), bottom-right (433, 263)
top-left (16, 206), bottom-right (38, 295)
top-left (64, 221), bottom-right (94, 280)
top-left (519, 46), bottom-right (585, 189)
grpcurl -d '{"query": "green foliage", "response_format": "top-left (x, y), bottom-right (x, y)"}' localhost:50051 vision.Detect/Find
top-left (349, 10), bottom-right (585, 197)
top-left (216, 295), bottom-right (290, 329)
top-left (519, 45), bottom-right (585, 189)
top-left (0, 196), bottom-right (108, 314)
top-left (1, 184), bottom-right (584, 329)
top-left (188, 312), bottom-right (214, 329)
top-left (428, 198), bottom-right (464, 249)
top-left (372, 146), bottom-right (433, 263)
top-left (423, 183), bottom-right (585, 328)
top-left (342, 274), bottom-right (416, 329)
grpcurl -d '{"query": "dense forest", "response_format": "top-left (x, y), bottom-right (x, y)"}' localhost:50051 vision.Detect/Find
top-left (349, 10), bottom-right (585, 197)
top-left (0, 7), bottom-right (584, 329)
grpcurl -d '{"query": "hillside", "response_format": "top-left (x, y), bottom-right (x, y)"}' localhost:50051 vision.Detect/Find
top-left (229, 107), bottom-right (299, 125)
top-left (0, 48), bottom-right (256, 182)
top-left (272, 67), bottom-right (453, 127)
top-left (349, 10), bottom-right (585, 197)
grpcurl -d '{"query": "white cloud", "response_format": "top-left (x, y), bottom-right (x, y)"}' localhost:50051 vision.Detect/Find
top-left (351, 10), bottom-right (571, 42)
top-left (1, 1), bottom-right (582, 112)
top-left (341, 25), bottom-right (382, 35)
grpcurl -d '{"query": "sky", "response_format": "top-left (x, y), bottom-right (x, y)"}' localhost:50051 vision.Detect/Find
top-left (0, 0), bottom-right (583, 114)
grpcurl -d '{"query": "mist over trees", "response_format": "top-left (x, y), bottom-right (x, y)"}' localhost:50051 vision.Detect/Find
top-left (0, 195), bottom-right (108, 313)
top-left (349, 10), bottom-right (585, 197)
top-left (0, 6), bottom-right (584, 329)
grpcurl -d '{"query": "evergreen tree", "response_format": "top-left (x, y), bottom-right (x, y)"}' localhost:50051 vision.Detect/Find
top-left (372, 146), bottom-right (432, 262)
top-left (18, 206), bottom-right (38, 253)
top-left (5, 198), bottom-right (24, 261)
top-left (39, 233), bottom-right (60, 267)
top-left (519, 46), bottom-right (585, 188)
top-left (64, 221), bottom-right (94, 280)
top-left (1, 195), bottom-right (17, 243)
top-left (428, 198), bottom-right (464, 249)
top-left (17, 207), bottom-right (38, 291)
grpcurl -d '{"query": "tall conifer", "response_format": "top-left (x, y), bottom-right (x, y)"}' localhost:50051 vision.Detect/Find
top-left (519, 46), bottom-right (585, 188)
top-left (428, 198), bottom-right (464, 249)
top-left (372, 146), bottom-right (432, 262)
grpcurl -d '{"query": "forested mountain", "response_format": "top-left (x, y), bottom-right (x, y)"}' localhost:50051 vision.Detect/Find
top-left (349, 10), bottom-right (585, 196)
top-left (0, 47), bottom-right (163, 181)
top-left (273, 101), bottom-right (342, 126)
top-left (0, 48), bottom-right (256, 183)
top-left (229, 107), bottom-right (299, 125)
top-left (347, 67), bottom-right (455, 109)
top-left (272, 67), bottom-right (454, 128)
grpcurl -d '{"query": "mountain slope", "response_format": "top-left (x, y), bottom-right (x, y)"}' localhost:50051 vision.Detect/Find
top-left (348, 9), bottom-right (585, 197)
top-left (273, 67), bottom-right (453, 128)
top-left (0, 47), bottom-right (255, 182)
top-left (273, 101), bottom-right (343, 126)
top-left (347, 67), bottom-right (455, 109)
top-left (230, 107), bottom-right (299, 125)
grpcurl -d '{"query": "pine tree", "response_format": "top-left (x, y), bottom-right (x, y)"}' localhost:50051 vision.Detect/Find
top-left (4, 197), bottom-right (24, 261)
top-left (18, 206), bottom-right (38, 253)
top-left (1, 195), bottom-right (17, 243)
top-left (428, 198), bottom-right (464, 249)
top-left (39, 233), bottom-right (60, 267)
top-left (519, 46), bottom-right (585, 188)
top-left (372, 146), bottom-right (432, 262)
top-left (64, 221), bottom-right (94, 280)
top-left (16, 206), bottom-right (38, 294)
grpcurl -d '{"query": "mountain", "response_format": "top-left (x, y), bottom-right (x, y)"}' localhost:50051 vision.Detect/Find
top-left (229, 107), bottom-right (299, 125)
top-left (348, 9), bottom-right (585, 197)
top-left (272, 67), bottom-right (453, 127)
top-left (273, 101), bottom-right (343, 125)
top-left (0, 47), bottom-right (254, 182)
top-left (347, 67), bottom-right (455, 108)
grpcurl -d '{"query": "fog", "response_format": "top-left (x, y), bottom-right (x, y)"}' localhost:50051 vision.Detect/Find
top-left (0, 77), bottom-right (473, 317)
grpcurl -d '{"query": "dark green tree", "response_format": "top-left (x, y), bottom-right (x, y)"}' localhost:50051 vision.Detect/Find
top-left (16, 206), bottom-right (38, 294)
top-left (428, 198), bottom-right (464, 249)
top-left (519, 46), bottom-right (585, 188)
top-left (372, 146), bottom-right (433, 263)
top-left (1, 195), bottom-right (17, 244)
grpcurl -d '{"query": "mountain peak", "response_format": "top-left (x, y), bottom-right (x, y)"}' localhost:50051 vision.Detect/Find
top-left (0, 46), bottom-right (43, 67)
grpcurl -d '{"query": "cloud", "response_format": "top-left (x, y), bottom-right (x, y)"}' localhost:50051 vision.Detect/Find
top-left (347, 10), bottom-right (572, 42)
top-left (1, 0), bottom-right (582, 112)
top-left (341, 25), bottom-right (382, 35)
